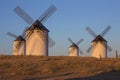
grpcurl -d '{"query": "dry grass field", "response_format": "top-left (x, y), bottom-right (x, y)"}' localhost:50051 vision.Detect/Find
top-left (0, 55), bottom-right (120, 80)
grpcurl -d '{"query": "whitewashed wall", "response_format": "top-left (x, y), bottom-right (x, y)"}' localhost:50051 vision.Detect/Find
top-left (26, 29), bottom-right (48, 56)
top-left (13, 41), bottom-right (25, 55)
top-left (91, 41), bottom-right (107, 58)
top-left (69, 46), bottom-right (79, 56)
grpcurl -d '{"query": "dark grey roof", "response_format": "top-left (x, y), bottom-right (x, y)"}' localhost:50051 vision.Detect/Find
top-left (14, 36), bottom-right (25, 41)
top-left (70, 43), bottom-right (79, 48)
top-left (26, 20), bottom-right (49, 32)
top-left (92, 35), bottom-right (107, 42)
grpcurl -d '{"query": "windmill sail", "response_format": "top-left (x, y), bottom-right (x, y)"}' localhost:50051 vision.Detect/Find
top-left (100, 26), bottom-right (111, 37)
top-left (76, 39), bottom-right (84, 45)
top-left (13, 6), bottom-right (34, 25)
top-left (7, 32), bottom-right (18, 38)
top-left (38, 5), bottom-right (56, 23)
top-left (68, 38), bottom-right (74, 44)
top-left (86, 27), bottom-right (97, 38)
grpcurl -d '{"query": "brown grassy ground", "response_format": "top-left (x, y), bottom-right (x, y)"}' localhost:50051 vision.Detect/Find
top-left (0, 55), bottom-right (120, 80)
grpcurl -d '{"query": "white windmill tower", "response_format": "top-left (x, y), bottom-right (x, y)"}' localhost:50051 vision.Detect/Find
top-left (68, 38), bottom-right (83, 56)
top-left (86, 26), bottom-right (112, 58)
top-left (7, 31), bottom-right (26, 55)
top-left (13, 5), bottom-right (56, 56)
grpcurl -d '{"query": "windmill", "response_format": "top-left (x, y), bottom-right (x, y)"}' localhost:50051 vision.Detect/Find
top-left (68, 38), bottom-right (83, 56)
top-left (86, 26), bottom-right (112, 58)
top-left (13, 5), bottom-right (56, 56)
top-left (7, 30), bottom-right (26, 55)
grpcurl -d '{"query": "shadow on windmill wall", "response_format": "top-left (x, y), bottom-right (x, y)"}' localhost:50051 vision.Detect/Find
top-left (67, 71), bottom-right (120, 80)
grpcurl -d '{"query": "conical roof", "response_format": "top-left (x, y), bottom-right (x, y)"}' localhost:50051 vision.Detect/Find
top-left (14, 36), bottom-right (25, 41)
top-left (70, 43), bottom-right (78, 48)
top-left (26, 20), bottom-right (49, 32)
top-left (92, 35), bottom-right (107, 42)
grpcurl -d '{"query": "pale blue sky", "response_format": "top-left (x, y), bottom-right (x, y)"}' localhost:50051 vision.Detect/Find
top-left (0, 0), bottom-right (120, 57)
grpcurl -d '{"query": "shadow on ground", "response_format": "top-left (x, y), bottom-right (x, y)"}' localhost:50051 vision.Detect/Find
top-left (23, 71), bottom-right (120, 80)
top-left (68, 71), bottom-right (120, 80)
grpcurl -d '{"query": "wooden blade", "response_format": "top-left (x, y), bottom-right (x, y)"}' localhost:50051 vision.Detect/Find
top-left (38, 5), bottom-right (57, 23)
top-left (87, 46), bottom-right (92, 53)
top-left (13, 6), bottom-right (34, 25)
top-left (76, 39), bottom-right (83, 45)
top-left (7, 32), bottom-right (18, 38)
top-left (26, 30), bottom-right (34, 40)
top-left (68, 38), bottom-right (74, 44)
top-left (48, 37), bottom-right (56, 47)
top-left (86, 27), bottom-right (97, 38)
top-left (100, 25), bottom-right (111, 37)
top-left (107, 45), bottom-right (112, 52)
top-left (26, 25), bottom-right (37, 40)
